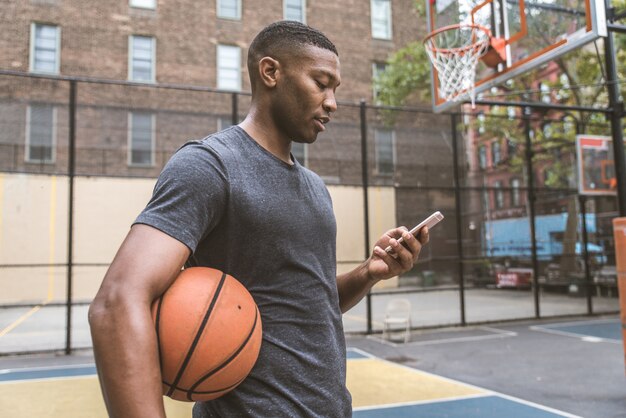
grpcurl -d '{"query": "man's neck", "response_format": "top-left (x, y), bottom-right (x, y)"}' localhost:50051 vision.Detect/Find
top-left (239, 111), bottom-right (293, 164)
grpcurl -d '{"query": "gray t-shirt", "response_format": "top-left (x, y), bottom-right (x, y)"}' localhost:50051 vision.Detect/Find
top-left (134, 126), bottom-right (352, 417)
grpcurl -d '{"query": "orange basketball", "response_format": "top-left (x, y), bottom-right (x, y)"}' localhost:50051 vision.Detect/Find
top-left (151, 267), bottom-right (262, 402)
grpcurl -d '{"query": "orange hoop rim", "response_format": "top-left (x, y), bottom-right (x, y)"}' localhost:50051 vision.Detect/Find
top-left (423, 23), bottom-right (492, 55)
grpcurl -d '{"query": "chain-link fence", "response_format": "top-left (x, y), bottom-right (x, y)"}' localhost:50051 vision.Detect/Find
top-left (0, 72), bottom-right (620, 354)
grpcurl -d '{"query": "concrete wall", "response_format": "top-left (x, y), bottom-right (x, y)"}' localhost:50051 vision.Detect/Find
top-left (0, 173), bottom-right (396, 304)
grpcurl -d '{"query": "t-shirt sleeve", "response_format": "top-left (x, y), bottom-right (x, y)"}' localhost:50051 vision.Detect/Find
top-left (133, 141), bottom-right (228, 253)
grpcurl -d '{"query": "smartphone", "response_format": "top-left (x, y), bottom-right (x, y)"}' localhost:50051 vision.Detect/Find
top-left (384, 211), bottom-right (444, 255)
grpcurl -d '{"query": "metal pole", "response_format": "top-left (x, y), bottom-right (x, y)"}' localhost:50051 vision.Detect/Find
top-left (579, 195), bottom-right (593, 314)
top-left (524, 108), bottom-right (540, 318)
top-left (607, 23), bottom-right (626, 34)
top-left (451, 113), bottom-right (466, 325)
top-left (231, 92), bottom-right (238, 127)
top-left (65, 80), bottom-right (77, 355)
top-left (604, 5), bottom-right (626, 216)
top-left (360, 100), bottom-right (373, 334)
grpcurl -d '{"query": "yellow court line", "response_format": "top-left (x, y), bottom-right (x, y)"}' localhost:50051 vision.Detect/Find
top-left (0, 176), bottom-right (57, 339)
top-left (0, 302), bottom-right (47, 338)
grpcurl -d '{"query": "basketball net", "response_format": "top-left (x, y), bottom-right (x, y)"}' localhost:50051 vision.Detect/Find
top-left (424, 24), bottom-right (491, 108)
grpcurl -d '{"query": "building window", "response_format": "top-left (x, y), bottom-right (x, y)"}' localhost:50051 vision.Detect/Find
top-left (491, 141), bottom-right (501, 166)
top-left (375, 128), bottom-right (394, 175)
top-left (130, 0), bottom-right (156, 9)
top-left (129, 35), bottom-right (155, 82)
top-left (217, 0), bottom-right (241, 19)
top-left (128, 112), bottom-right (155, 166)
top-left (506, 137), bottom-right (515, 154)
top-left (507, 106), bottom-right (516, 120)
top-left (30, 23), bottom-right (60, 74)
top-left (511, 178), bottom-right (521, 207)
top-left (284, 0), bottom-right (305, 22)
top-left (372, 62), bottom-right (387, 103)
top-left (478, 145), bottom-right (487, 169)
top-left (542, 122), bottom-right (553, 139)
top-left (494, 180), bottom-right (504, 209)
top-left (477, 111), bottom-right (485, 134)
top-left (26, 104), bottom-right (56, 163)
top-left (217, 45), bottom-right (241, 91)
top-left (562, 115), bottom-right (578, 136)
top-left (291, 142), bottom-right (307, 166)
top-left (371, 0), bottom-right (392, 39)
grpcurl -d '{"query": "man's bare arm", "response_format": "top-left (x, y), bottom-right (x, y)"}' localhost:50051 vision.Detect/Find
top-left (88, 224), bottom-right (191, 418)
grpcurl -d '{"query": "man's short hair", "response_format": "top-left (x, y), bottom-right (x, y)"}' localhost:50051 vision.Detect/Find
top-left (247, 21), bottom-right (338, 86)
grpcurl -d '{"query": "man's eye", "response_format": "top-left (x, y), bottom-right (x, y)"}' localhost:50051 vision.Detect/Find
top-left (315, 80), bottom-right (326, 89)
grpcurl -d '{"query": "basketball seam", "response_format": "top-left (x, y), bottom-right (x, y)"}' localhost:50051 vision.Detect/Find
top-left (165, 375), bottom-right (245, 395)
top-left (165, 271), bottom-right (227, 397)
top-left (185, 305), bottom-right (261, 401)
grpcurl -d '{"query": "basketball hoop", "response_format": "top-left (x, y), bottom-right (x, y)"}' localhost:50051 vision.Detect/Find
top-left (424, 24), bottom-right (491, 108)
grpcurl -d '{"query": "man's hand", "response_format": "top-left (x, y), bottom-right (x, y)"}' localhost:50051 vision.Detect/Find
top-left (336, 226), bottom-right (429, 313)
top-left (367, 226), bottom-right (430, 283)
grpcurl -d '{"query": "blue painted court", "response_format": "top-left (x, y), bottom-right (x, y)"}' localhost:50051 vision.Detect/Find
top-left (531, 319), bottom-right (622, 342)
top-left (354, 396), bottom-right (578, 418)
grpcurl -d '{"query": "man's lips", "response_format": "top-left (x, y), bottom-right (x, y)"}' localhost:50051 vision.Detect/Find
top-left (314, 116), bottom-right (330, 131)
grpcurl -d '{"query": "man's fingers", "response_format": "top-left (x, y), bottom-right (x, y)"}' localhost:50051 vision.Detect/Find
top-left (418, 226), bottom-right (430, 245)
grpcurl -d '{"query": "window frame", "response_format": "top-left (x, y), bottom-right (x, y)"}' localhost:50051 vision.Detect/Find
top-left (129, 0), bottom-right (156, 9)
top-left (25, 103), bottom-right (57, 164)
top-left (128, 35), bottom-right (156, 83)
top-left (29, 23), bottom-right (61, 74)
top-left (217, 0), bottom-right (242, 20)
top-left (491, 140), bottom-right (501, 166)
top-left (284, 0), bottom-right (306, 23)
top-left (478, 144), bottom-right (487, 169)
top-left (370, 0), bottom-right (392, 40)
top-left (216, 44), bottom-right (242, 91)
top-left (494, 180), bottom-right (504, 209)
top-left (372, 62), bottom-right (387, 103)
top-left (511, 178), bottom-right (521, 207)
top-left (127, 112), bottom-right (156, 167)
top-left (374, 128), bottom-right (396, 176)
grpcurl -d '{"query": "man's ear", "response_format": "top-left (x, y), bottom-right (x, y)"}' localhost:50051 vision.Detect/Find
top-left (258, 56), bottom-right (280, 88)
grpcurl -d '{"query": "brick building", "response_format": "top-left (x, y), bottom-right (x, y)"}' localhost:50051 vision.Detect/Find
top-left (0, 0), bottom-right (452, 180)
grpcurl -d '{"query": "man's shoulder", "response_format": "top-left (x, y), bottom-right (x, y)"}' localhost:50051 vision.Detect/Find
top-left (171, 126), bottom-right (246, 165)
top-left (182, 126), bottom-right (244, 153)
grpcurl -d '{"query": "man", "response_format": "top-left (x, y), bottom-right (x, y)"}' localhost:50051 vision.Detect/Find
top-left (89, 21), bottom-right (428, 418)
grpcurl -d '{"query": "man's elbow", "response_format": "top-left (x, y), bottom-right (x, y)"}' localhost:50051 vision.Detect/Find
top-left (88, 292), bottom-right (113, 332)
top-left (88, 286), bottom-right (132, 333)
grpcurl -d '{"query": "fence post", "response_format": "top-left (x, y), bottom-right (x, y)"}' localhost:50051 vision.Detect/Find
top-left (579, 194), bottom-right (593, 314)
top-left (605, 3), bottom-right (626, 217)
top-left (524, 108), bottom-right (540, 318)
top-left (360, 100), bottom-right (372, 334)
top-left (231, 93), bottom-right (238, 127)
top-left (65, 79), bottom-right (77, 354)
top-left (451, 113), bottom-right (466, 325)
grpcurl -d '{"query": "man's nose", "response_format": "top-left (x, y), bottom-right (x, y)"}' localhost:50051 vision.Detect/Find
top-left (323, 91), bottom-right (337, 114)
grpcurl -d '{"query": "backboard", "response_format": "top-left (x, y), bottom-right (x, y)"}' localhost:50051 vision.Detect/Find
top-left (426, 0), bottom-right (607, 112)
top-left (577, 135), bottom-right (618, 196)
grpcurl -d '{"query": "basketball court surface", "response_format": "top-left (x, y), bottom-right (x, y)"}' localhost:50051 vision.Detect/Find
top-left (1, 316), bottom-right (623, 417)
